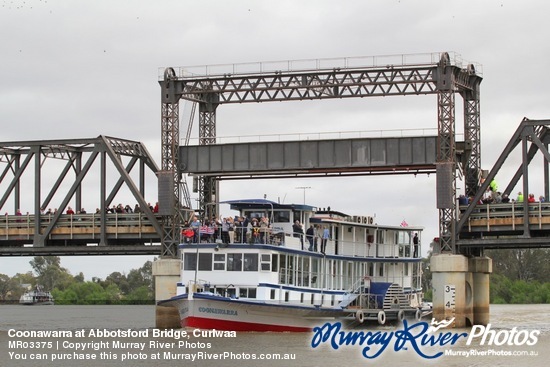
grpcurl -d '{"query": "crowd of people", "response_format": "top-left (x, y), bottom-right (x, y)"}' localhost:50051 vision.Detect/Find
top-left (181, 215), bottom-right (273, 245)
top-left (179, 214), bottom-right (335, 255)
top-left (180, 215), bottom-right (332, 252)
top-left (458, 178), bottom-right (547, 206)
top-left (7, 202), bottom-right (162, 219)
top-left (303, 222), bottom-right (331, 254)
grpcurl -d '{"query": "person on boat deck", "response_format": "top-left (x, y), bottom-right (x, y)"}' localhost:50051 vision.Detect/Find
top-left (306, 224), bottom-right (315, 251)
top-left (241, 216), bottom-right (249, 243)
top-left (413, 232), bottom-right (419, 258)
top-left (227, 216), bottom-right (235, 243)
top-left (321, 226), bottom-right (330, 254)
top-left (251, 218), bottom-right (261, 244)
top-left (293, 220), bottom-right (304, 249)
top-left (259, 216), bottom-right (269, 244)
top-left (190, 216), bottom-right (201, 243)
top-left (220, 217), bottom-right (230, 244)
top-left (315, 225), bottom-right (321, 252)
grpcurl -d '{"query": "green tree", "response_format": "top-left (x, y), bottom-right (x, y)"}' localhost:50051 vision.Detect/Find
top-left (126, 285), bottom-right (153, 304)
top-left (29, 256), bottom-right (73, 291)
top-left (53, 281), bottom-right (121, 305)
top-left (105, 271), bottom-right (130, 294)
top-left (74, 272), bottom-right (85, 283)
top-left (127, 261), bottom-right (153, 294)
top-left (486, 249), bottom-right (550, 282)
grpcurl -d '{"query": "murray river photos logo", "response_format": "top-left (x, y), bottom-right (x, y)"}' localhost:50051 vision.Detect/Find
top-left (310, 318), bottom-right (540, 359)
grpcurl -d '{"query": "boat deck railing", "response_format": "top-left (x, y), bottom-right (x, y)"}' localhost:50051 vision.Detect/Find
top-left (194, 229), bottom-right (421, 259)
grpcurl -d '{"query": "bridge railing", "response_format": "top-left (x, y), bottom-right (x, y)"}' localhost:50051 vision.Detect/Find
top-left (459, 202), bottom-right (550, 232)
top-left (0, 213), bottom-right (161, 241)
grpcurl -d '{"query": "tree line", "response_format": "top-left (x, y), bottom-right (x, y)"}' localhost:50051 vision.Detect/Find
top-left (421, 245), bottom-right (550, 304)
top-left (0, 256), bottom-right (154, 304)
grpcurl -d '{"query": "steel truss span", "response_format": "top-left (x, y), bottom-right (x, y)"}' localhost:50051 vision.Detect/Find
top-left (0, 136), bottom-right (163, 255)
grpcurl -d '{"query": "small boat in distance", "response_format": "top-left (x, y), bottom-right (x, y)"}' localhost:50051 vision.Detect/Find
top-left (19, 285), bottom-right (54, 305)
top-left (159, 199), bottom-right (429, 331)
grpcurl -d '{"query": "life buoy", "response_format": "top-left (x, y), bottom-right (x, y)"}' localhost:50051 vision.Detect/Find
top-left (415, 308), bottom-right (422, 321)
top-left (397, 310), bottom-right (405, 322)
top-left (355, 310), bottom-right (365, 323)
top-left (377, 310), bottom-right (386, 325)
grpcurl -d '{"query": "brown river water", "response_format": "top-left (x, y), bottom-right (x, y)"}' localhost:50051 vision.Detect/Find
top-left (0, 304), bottom-right (548, 367)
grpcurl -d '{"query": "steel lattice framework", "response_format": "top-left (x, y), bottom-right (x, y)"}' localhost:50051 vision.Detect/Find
top-left (457, 118), bottom-right (550, 252)
top-left (0, 136), bottom-right (163, 247)
top-left (159, 52), bottom-right (482, 255)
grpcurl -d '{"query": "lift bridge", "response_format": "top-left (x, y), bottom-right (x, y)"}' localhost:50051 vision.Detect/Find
top-left (3, 52), bottom-right (550, 328)
top-left (2, 51), bottom-right (549, 258)
top-left (0, 52), bottom-right (549, 260)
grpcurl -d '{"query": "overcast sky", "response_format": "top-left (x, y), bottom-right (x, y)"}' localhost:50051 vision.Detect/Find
top-left (1, 0), bottom-right (548, 280)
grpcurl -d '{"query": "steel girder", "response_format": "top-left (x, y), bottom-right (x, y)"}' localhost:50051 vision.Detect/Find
top-left (198, 101), bottom-right (218, 221)
top-left (460, 66), bottom-right (482, 198)
top-left (159, 67), bottom-right (190, 258)
top-left (172, 67), bottom-right (439, 103)
top-left (437, 89), bottom-right (456, 253)
top-left (160, 100), bottom-right (182, 258)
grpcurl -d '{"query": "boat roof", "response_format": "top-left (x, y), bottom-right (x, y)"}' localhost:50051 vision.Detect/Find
top-left (221, 199), bottom-right (316, 212)
top-left (310, 216), bottom-right (423, 231)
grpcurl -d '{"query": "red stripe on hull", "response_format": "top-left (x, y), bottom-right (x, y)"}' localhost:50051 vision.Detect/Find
top-left (184, 316), bottom-right (311, 332)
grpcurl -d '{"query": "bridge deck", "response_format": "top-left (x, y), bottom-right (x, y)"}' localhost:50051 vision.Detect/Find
top-left (0, 213), bottom-right (162, 256)
top-left (458, 202), bottom-right (550, 249)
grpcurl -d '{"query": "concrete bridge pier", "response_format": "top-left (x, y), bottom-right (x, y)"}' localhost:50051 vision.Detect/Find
top-left (152, 258), bottom-right (181, 328)
top-left (431, 254), bottom-right (473, 327)
top-left (431, 254), bottom-right (492, 327)
top-left (470, 257), bottom-right (493, 325)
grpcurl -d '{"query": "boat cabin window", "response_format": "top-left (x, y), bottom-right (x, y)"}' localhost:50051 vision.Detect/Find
top-left (238, 287), bottom-right (257, 299)
top-left (184, 253), bottom-right (197, 271)
top-left (198, 253), bottom-right (212, 271)
top-left (243, 210), bottom-right (268, 220)
top-left (271, 254), bottom-right (278, 272)
top-left (260, 254), bottom-right (271, 271)
top-left (226, 287), bottom-right (236, 298)
top-left (213, 253), bottom-right (226, 271)
top-left (243, 254), bottom-right (258, 271)
top-left (273, 210), bottom-right (291, 223)
top-left (227, 253), bottom-right (243, 271)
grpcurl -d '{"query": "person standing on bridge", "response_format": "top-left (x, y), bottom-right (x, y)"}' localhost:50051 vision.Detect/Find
top-left (489, 178), bottom-right (498, 202)
top-left (517, 191), bottom-right (524, 202)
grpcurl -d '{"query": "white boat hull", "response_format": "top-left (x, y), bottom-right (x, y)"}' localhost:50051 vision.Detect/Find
top-left (164, 293), bottom-right (346, 332)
